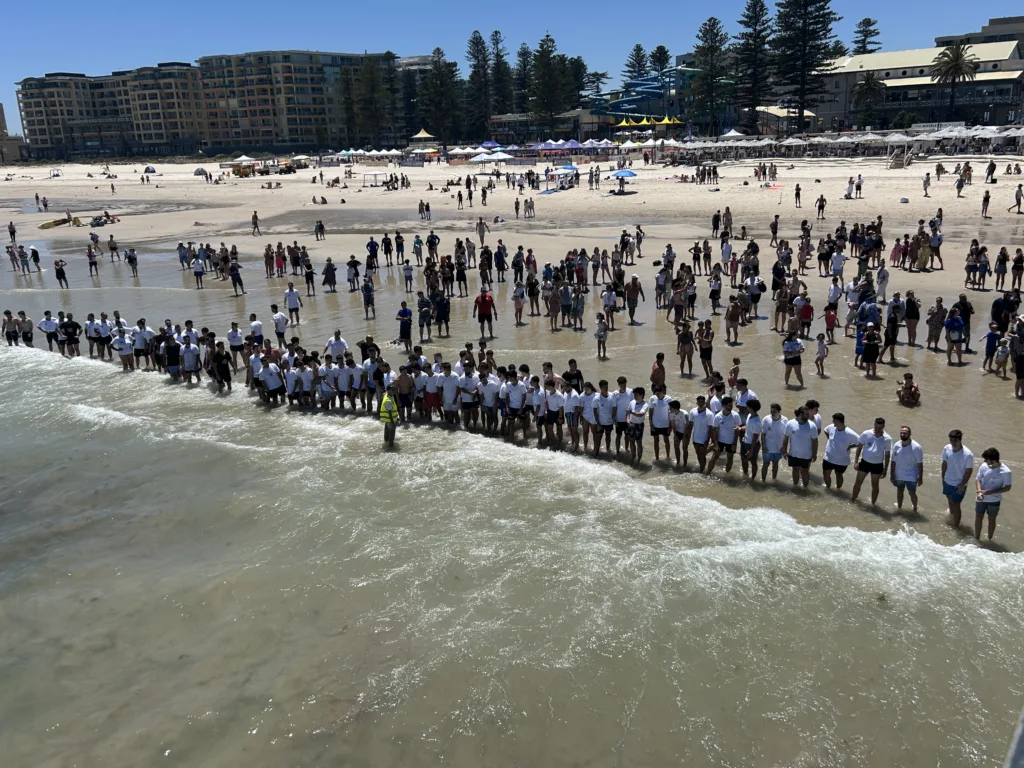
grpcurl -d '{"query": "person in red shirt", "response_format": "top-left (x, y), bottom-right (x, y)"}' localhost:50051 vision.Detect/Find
top-left (473, 287), bottom-right (497, 340)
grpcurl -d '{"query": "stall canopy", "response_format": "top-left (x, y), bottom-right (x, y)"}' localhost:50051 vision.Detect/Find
top-left (410, 129), bottom-right (434, 140)
top-left (233, 155), bottom-right (256, 163)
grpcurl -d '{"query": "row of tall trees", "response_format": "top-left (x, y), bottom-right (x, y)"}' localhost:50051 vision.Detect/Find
top-left (666, 1), bottom-right (879, 132)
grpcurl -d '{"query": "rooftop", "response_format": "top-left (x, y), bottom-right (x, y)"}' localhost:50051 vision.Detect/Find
top-left (829, 41), bottom-right (1020, 75)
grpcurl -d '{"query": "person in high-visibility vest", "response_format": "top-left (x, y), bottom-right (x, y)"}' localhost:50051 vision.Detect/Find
top-left (380, 384), bottom-right (399, 446)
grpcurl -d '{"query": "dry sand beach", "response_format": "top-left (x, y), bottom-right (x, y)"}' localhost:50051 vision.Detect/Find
top-left (2, 153), bottom-right (1024, 767)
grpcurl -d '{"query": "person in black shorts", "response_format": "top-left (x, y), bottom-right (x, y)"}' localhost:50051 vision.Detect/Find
top-left (59, 313), bottom-right (82, 357)
top-left (17, 311), bottom-right (33, 347)
top-left (213, 341), bottom-right (233, 392)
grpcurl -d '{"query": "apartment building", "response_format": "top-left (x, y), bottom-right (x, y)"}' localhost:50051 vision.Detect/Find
top-left (196, 50), bottom-right (384, 153)
top-left (17, 63), bottom-right (203, 159)
top-left (16, 49), bottom-right (421, 157)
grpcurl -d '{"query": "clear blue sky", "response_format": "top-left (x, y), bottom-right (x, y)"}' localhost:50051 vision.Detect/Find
top-left (0, 0), bottom-right (996, 135)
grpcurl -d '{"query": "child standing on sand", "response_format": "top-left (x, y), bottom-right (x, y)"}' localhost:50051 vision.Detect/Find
top-left (815, 333), bottom-right (828, 376)
top-left (594, 313), bottom-right (608, 359)
top-left (727, 358), bottom-right (740, 391)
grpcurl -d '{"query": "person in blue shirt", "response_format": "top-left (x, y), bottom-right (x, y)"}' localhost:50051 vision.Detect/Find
top-left (981, 322), bottom-right (1002, 371)
top-left (944, 307), bottom-right (965, 366)
top-left (396, 301), bottom-right (413, 353)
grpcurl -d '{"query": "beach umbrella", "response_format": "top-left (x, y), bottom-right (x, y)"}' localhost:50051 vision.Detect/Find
top-left (860, 133), bottom-right (885, 143)
top-left (780, 137), bottom-right (807, 146)
top-left (561, 164), bottom-right (578, 171)
top-left (809, 136), bottom-right (834, 144)
top-left (835, 135), bottom-right (857, 143)
top-left (885, 133), bottom-right (911, 144)
top-left (612, 169), bottom-right (637, 178)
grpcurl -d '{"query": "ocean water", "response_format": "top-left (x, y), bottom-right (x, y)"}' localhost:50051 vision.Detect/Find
top-left (1, 346), bottom-right (1023, 767)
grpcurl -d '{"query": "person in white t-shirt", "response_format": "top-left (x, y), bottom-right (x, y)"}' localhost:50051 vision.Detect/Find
top-left (324, 331), bottom-right (349, 361)
top-left (284, 282), bottom-right (304, 324)
top-left (539, 379), bottom-right (565, 448)
top-left (669, 399), bottom-right (690, 468)
top-left (647, 385), bottom-right (672, 462)
top-left (625, 387), bottom-right (649, 464)
top-left (782, 405), bottom-right (819, 488)
top-left (740, 399), bottom-right (762, 478)
top-left (561, 380), bottom-right (582, 453)
top-left (611, 376), bottom-right (634, 457)
top-left (579, 382), bottom-right (598, 454)
top-left (258, 357), bottom-right (286, 404)
top-left (940, 429), bottom-right (975, 527)
top-left (975, 447), bottom-right (1012, 540)
top-left (592, 380), bottom-right (616, 457)
top-left (437, 362), bottom-right (460, 424)
top-left (822, 412), bottom-right (860, 490)
top-left (707, 396), bottom-right (741, 475)
top-left (686, 395), bottom-right (712, 472)
top-left (270, 303), bottom-right (289, 347)
top-left (851, 417), bottom-right (892, 506)
top-left (478, 370), bottom-right (502, 434)
top-left (759, 402), bottom-right (787, 482)
top-left (248, 313), bottom-right (264, 346)
top-left (890, 426), bottom-right (924, 513)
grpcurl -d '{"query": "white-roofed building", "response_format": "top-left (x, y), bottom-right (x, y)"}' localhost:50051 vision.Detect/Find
top-left (815, 41), bottom-right (1024, 130)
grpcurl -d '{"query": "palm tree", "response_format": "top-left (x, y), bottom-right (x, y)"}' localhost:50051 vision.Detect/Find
top-left (852, 72), bottom-right (886, 106)
top-left (931, 44), bottom-right (979, 122)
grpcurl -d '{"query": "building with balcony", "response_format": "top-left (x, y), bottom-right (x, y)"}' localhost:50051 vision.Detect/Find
top-left (17, 63), bottom-right (203, 158)
top-left (196, 49), bottom-right (385, 153)
top-left (815, 41), bottom-right (1024, 131)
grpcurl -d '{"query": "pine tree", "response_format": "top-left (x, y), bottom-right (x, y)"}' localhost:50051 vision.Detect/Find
top-left (648, 45), bottom-right (672, 107)
top-left (340, 68), bottom-right (359, 147)
top-left (465, 31), bottom-right (493, 139)
top-left (490, 31), bottom-right (514, 115)
top-left (567, 56), bottom-right (588, 108)
top-left (772, 0), bottom-right (841, 132)
top-left (381, 51), bottom-right (401, 145)
top-left (513, 43), bottom-right (532, 113)
top-left (623, 44), bottom-right (649, 82)
top-left (420, 48), bottom-right (461, 144)
top-left (732, 0), bottom-right (773, 130)
top-left (585, 71), bottom-right (610, 99)
top-left (690, 17), bottom-right (732, 135)
top-left (529, 34), bottom-right (571, 134)
top-left (851, 18), bottom-right (881, 56)
top-left (355, 56), bottom-right (385, 147)
top-left (400, 68), bottom-right (420, 141)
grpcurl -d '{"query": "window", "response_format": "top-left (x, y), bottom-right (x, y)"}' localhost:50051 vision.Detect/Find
top-left (901, 70), bottom-right (907, 76)
top-left (884, 72), bottom-right (890, 77)
top-left (992, 63), bottom-right (1000, 70)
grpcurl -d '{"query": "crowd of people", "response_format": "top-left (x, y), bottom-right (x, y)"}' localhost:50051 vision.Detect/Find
top-left (2, 298), bottom-right (1013, 541)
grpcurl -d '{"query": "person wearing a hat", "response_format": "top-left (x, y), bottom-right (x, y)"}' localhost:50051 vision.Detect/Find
top-left (625, 274), bottom-right (646, 325)
top-left (862, 321), bottom-right (881, 378)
